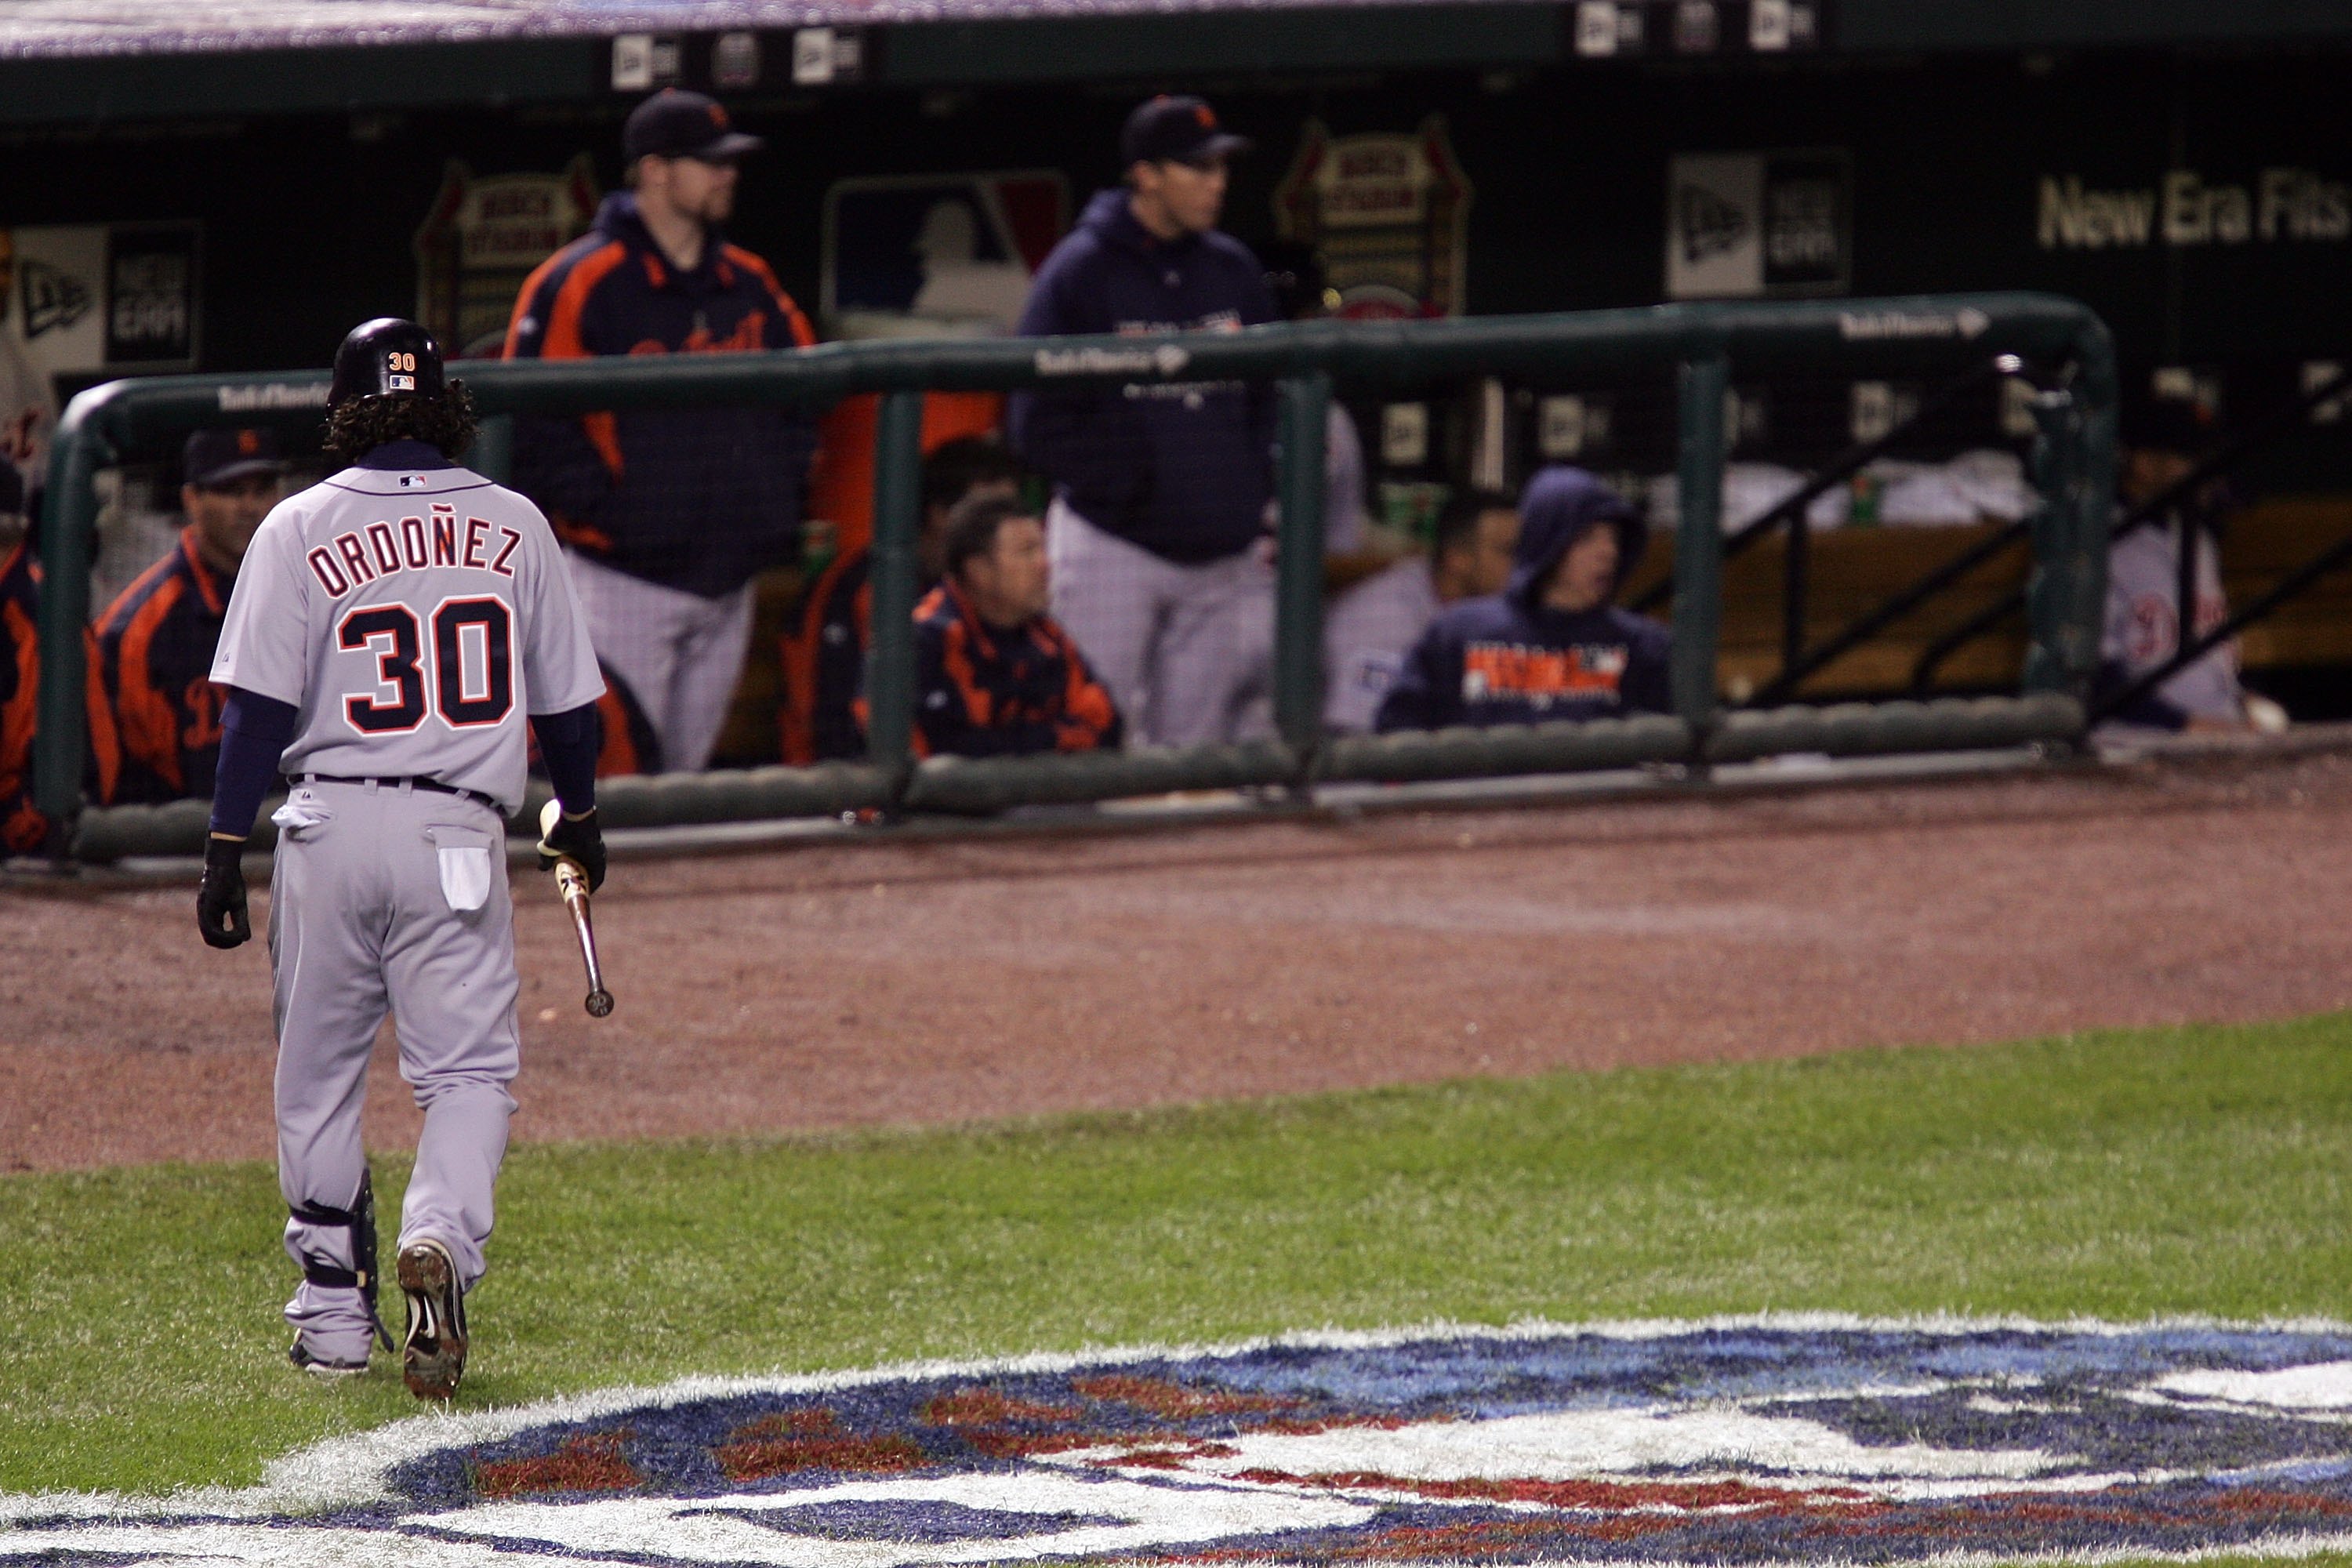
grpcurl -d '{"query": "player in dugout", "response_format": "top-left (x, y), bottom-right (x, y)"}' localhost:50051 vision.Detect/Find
top-left (504, 88), bottom-right (817, 775)
top-left (1324, 487), bottom-right (1519, 735)
top-left (1, 460), bottom-right (121, 855)
top-left (780, 436), bottom-right (1028, 764)
top-left (96, 427), bottom-right (285, 803)
top-left (886, 491), bottom-right (1122, 760)
top-left (1375, 465), bottom-right (1670, 732)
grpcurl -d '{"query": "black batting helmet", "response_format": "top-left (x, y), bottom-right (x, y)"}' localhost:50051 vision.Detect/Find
top-left (330, 318), bottom-right (446, 409)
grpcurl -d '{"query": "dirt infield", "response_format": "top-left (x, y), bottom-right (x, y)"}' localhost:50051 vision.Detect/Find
top-left (5, 750), bottom-right (2350, 1174)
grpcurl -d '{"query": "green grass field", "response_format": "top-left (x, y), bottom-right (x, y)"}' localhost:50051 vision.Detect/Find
top-left (5, 1012), bottom-right (2350, 1501)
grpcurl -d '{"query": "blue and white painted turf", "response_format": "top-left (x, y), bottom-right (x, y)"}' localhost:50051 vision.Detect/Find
top-left (9, 1316), bottom-right (2352, 1565)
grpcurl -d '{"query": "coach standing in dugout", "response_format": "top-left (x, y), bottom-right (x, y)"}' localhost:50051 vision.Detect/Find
top-left (505, 89), bottom-right (818, 774)
top-left (96, 428), bottom-right (285, 804)
top-left (1009, 95), bottom-right (1280, 748)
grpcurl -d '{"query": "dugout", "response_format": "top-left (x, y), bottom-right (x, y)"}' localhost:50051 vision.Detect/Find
top-left (3, 0), bottom-right (2349, 758)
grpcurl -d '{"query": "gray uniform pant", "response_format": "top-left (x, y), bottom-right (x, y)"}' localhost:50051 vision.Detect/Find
top-left (564, 549), bottom-right (756, 773)
top-left (271, 779), bottom-right (519, 1363)
top-left (1045, 498), bottom-right (1275, 748)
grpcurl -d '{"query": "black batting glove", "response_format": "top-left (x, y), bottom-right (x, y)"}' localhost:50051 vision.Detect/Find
top-left (536, 807), bottom-right (606, 893)
top-left (197, 835), bottom-right (252, 949)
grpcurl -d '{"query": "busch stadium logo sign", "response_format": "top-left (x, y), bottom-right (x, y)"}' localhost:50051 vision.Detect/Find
top-left (1273, 117), bottom-right (1472, 320)
top-left (13, 1318), bottom-right (2352, 1565)
top-left (412, 157), bottom-right (601, 358)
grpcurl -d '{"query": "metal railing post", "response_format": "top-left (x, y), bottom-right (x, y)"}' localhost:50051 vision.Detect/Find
top-left (1273, 372), bottom-right (1330, 775)
top-left (468, 413), bottom-right (515, 485)
top-left (32, 419), bottom-right (106, 825)
top-left (2020, 354), bottom-right (2111, 702)
top-left (1671, 356), bottom-right (1729, 752)
top-left (2019, 387), bottom-right (2079, 699)
top-left (1780, 492), bottom-right (1809, 687)
top-left (865, 388), bottom-right (923, 787)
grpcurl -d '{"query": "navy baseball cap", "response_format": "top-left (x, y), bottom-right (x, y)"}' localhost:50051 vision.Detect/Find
top-left (625, 89), bottom-right (764, 162)
top-left (1121, 95), bottom-right (1250, 169)
top-left (183, 427), bottom-right (284, 490)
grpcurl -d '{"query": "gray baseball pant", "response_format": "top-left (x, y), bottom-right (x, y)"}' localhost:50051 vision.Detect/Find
top-left (1045, 498), bottom-right (1275, 748)
top-left (564, 550), bottom-right (755, 773)
top-left (271, 779), bottom-right (520, 1363)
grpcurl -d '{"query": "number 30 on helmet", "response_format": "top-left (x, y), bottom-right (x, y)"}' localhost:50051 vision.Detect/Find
top-left (330, 318), bottom-right (447, 408)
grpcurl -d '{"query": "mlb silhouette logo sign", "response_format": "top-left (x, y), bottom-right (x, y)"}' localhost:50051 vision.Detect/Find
top-left (821, 172), bottom-right (1067, 339)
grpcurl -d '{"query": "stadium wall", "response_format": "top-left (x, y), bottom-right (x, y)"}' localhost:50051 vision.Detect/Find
top-left (2, 48), bottom-right (2347, 412)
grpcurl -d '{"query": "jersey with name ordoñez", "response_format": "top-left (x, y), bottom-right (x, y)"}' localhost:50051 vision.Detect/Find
top-left (211, 452), bottom-right (604, 812)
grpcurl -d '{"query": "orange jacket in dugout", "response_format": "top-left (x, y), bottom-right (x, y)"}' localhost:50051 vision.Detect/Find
top-left (1, 539), bottom-right (118, 848)
top-left (872, 582), bottom-right (1123, 760)
top-left (96, 525), bottom-right (231, 803)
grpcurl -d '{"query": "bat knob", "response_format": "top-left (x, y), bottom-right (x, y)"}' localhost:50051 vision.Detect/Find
top-left (585, 989), bottom-right (615, 1018)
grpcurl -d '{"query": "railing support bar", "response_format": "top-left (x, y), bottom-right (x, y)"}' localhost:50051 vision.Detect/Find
top-left (1273, 373), bottom-right (1330, 790)
top-left (1631, 356), bottom-right (2013, 616)
top-left (1671, 355), bottom-right (1729, 758)
top-left (31, 420), bottom-right (107, 832)
top-left (864, 388), bottom-right (924, 796)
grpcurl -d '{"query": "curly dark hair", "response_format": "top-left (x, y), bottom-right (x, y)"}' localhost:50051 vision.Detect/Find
top-left (321, 380), bottom-right (479, 467)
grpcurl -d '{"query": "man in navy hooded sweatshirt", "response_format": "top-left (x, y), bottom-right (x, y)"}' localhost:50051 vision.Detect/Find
top-left (1008, 95), bottom-right (1280, 747)
top-left (1375, 466), bottom-right (1671, 731)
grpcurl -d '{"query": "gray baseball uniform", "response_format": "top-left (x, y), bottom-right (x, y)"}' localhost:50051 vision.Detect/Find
top-left (212, 454), bottom-right (601, 1362)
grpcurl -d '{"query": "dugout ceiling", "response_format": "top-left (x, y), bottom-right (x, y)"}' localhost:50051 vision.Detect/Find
top-left (2, 6), bottom-right (2348, 481)
top-left (5, 0), bottom-right (2352, 121)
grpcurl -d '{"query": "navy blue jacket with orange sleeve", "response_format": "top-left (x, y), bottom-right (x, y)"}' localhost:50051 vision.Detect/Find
top-left (893, 582), bottom-right (1122, 760)
top-left (96, 524), bottom-right (232, 804)
top-left (1, 539), bottom-right (119, 850)
top-left (503, 193), bottom-right (818, 598)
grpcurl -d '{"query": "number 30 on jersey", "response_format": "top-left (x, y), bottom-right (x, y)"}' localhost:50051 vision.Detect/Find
top-left (338, 596), bottom-right (514, 734)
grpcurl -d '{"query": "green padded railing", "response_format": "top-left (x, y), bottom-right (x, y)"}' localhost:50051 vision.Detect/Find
top-left (37, 293), bottom-right (2115, 859)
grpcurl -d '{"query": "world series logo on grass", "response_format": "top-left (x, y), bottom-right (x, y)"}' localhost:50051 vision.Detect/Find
top-left (10, 1318), bottom-right (2352, 1566)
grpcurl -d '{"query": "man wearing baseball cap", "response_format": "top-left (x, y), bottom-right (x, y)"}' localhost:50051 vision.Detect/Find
top-left (505, 89), bottom-right (818, 774)
top-left (96, 427), bottom-right (285, 802)
top-left (1008, 95), bottom-right (1281, 749)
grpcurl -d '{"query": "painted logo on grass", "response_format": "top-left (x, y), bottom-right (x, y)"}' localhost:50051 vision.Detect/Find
top-left (11, 1319), bottom-right (2352, 1565)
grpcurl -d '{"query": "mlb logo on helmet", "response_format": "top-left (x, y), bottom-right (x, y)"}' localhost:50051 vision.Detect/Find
top-left (236, 430), bottom-right (261, 456)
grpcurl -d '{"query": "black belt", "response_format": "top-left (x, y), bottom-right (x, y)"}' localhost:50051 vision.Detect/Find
top-left (296, 774), bottom-right (503, 813)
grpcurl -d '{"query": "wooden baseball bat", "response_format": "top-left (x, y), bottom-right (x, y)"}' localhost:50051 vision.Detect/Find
top-left (539, 799), bottom-right (613, 1018)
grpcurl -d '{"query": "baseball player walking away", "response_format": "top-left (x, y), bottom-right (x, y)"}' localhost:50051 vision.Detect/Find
top-left (196, 318), bottom-right (608, 1401)
top-left (1008, 94), bottom-right (1280, 747)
